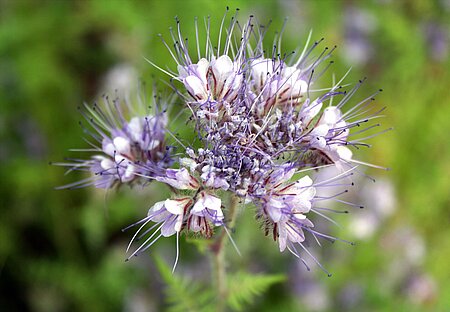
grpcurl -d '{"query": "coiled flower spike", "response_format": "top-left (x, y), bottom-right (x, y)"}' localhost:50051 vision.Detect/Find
top-left (57, 9), bottom-right (390, 274)
top-left (55, 92), bottom-right (173, 189)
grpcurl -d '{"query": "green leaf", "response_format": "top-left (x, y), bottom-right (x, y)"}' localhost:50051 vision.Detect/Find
top-left (185, 236), bottom-right (211, 254)
top-left (154, 255), bottom-right (214, 312)
top-left (227, 272), bottom-right (286, 311)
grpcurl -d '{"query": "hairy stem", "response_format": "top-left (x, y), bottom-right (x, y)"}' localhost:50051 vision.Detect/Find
top-left (211, 194), bottom-right (239, 312)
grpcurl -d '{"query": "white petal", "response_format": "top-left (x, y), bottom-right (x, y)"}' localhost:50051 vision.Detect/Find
top-left (289, 178), bottom-right (316, 209)
top-left (202, 193), bottom-right (222, 212)
top-left (336, 146), bottom-right (353, 161)
top-left (191, 198), bottom-right (206, 214)
top-left (127, 117), bottom-right (143, 142)
top-left (251, 58), bottom-right (274, 90)
top-left (122, 163), bottom-right (136, 182)
top-left (297, 185), bottom-right (316, 201)
top-left (184, 75), bottom-right (207, 99)
top-left (215, 178), bottom-right (230, 191)
top-left (230, 74), bottom-right (243, 93)
top-left (175, 168), bottom-right (196, 187)
top-left (315, 136), bottom-right (327, 149)
top-left (148, 201), bottom-right (166, 215)
top-left (114, 154), bottom-right (128, 165)
top-left (189, 215), bottom-right (202, 232)
top-left (156, 168), bottom-right (199, 190)
top-left (220, 73), bottom-right (242, 99)
top-left (302, 218), bottom-right (314, 228)
top-left (211, 55), bottom-right (234, 80)
top-left (311, 124), bottom-right (330, 137)
top-left (267, 199), bottom-right (284, 222)
top-left (192, 192), bottom-right (221, 213)
top-left (269, 167), bottom-right (295, 186)
top-left (294, 79), bottom-right (308, 94)
top-left (287, 224), bottom-right (305, 243)
top-left (292, 198), bottom-right (312, 213)
top-left (113, 137), bottom-right (131, 155)
top-left (251, 58), bottom-right (273, 77)
top-left (148, 201), bottom-right (170, 222)
top-left (277, 222), bottom-right (288, 252)
top-left (174, 214), bottom-right (183, 232)
top-left (164, 199), bottom-right (185, 215)
top-left (283, 67), bottom-right (307, 95)
top-left (283, 66), bottom-right (301, 82)
top-left (322, 106), bottom-right (342, 126)
top-left (197, 58), bottom-right (210, 83)
top-left (161, 219), bottom-right (177, 237)
top-left (295, 175), bottom-right (313, 188)
top-left (102, 139), bottom-right (115, 157)
top-left (334, 120), bottom-right (350, 141)
top-left (301, 100), bottom-right (323, 124)
top-left (180, 158), bottom-right (198, 172)
top-left (100, 157), bottom-right (114, 170)
top-left (177, 65), bottom-right (189, 79)
top-left (293, 213), bottom-right (307, 220)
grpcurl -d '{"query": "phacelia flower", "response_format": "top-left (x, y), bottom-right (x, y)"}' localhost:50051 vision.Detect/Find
top-left (141, 11), bottom-right (389, 270)
top-left (178, 55), bottom-right (243, 107)
top-left (55, 94), bottom-right (173, 189)
top-left (125, 165), bottom-right (225, 269)
top-left (250, 58), bottom-right (309, 116)
top-left (59, 10), bottom-right (389, 273)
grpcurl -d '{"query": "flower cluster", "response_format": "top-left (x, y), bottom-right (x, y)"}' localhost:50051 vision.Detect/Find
top-left (55, 95), bottom-right (173, 189)
top-left (125, 169), bottom-right (225, 261)
top-left (59, 11), bottom-right (387, 272)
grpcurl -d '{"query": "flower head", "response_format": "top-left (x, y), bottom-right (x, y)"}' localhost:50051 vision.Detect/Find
top-left (125, 169), bottom-right (225, 264)
top-left (59, 11), bottom-right (389, 273)
top-left (143, 12), bottom-right (388, 271)
top-left (55, 94), bottom-right (173, 189)
top-left (178, 55), bottom-right (243, 106)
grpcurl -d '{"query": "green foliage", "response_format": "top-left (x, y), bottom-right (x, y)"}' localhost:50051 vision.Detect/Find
top-left (154, 255), bottom-right (214, 312)
top-left (185, 236), bottom-right (211, 254)
top-left (227, 272), bottom-right (285, 311)
top-left (1, 0), bottom-right (449, 311)
top-left (154, 255), bottom-right (285, 312)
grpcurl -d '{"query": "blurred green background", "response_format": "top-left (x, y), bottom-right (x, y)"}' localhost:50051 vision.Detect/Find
top-left (1, 0), bottom-right (449, 311)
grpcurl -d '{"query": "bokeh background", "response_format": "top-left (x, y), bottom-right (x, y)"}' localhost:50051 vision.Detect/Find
top-left (1, 0), bottom-right (449, 311)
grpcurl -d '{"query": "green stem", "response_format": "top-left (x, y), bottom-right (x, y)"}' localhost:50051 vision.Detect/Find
top-left (212, 194), bottom-right (239, 312)
top-left (213, 240), bottom-right (226, 312)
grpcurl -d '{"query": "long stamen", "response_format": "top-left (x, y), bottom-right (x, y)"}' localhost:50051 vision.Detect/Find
top-left (172, 232), bottom-right (180, 273)
top-left (299, 243), bottom-right (332, 277)
top-left (224, 226), bottom-right (242, 257)
top-left (126, 217), bottom-right (154, 253)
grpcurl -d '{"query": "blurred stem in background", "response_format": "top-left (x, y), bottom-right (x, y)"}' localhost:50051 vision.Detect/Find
top-left (211, 194), bottom-right (239, 312)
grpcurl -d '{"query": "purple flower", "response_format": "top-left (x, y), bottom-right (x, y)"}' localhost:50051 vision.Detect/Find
top-left (125, 178), bottom-right (225, 266)
top-left (140, 12), bottom-right (388, 269)
top-left (178, 55), bottom-right (243, 106)
top-left (55, 95), bottom-right (172, 189)
top-left (250, 58), bottom-right (309, 116)
top-left (252, 167), bottom-right (316, 252)
top-left (188, 191), bottom-right (224, 236)
top-left (59, 11), bottom-right (389, 272)
top-left (156, 168), bottom-right (200, 190)
top-left (149, 198), bottom-right (191, 237)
